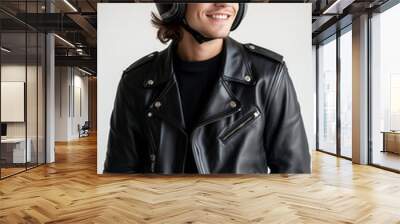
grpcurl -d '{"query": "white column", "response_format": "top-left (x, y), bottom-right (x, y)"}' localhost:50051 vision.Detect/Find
top-left (352, 14), bottom-right (369, 164)
top-left (46, 32), bottom-right (55, 163)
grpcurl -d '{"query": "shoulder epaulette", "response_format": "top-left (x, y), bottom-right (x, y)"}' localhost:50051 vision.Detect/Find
top-left (243, 43), bottom-right (283, 63)
top-left (124, 51), bottom-right (158, 73)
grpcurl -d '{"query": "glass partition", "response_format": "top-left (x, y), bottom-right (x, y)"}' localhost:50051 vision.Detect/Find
top-left (371, 3), bottom-right (400, 171)
top-left (0, 1), bottom-right (46, 179)
top-left (26, 0), bottom-right (43, 170)
top-left (1, 31), bottom-right (28, 177)
top-left (27, 30), bottom-right (38, 169)
top-left (318, 36), bottom-right (337, 155)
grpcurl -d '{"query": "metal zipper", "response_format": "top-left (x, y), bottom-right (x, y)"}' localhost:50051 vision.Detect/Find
top-left (220, 109), bottom-right (261, 142)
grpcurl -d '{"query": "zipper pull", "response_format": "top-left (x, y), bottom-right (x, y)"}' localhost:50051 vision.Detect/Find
top-left (150, 154), bottom-right (156, 173)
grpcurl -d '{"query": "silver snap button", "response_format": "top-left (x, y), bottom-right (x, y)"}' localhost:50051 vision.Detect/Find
top-left (147, 112), bottom-right (153, 117)
top-left (229, 100), bottom-right (237, 108)
top-left (154, 101), bottom-right (162, 108)
top-left (146, 79), bottom-right (154, 86)
top-left (248, 44), bottom-right (255, 50)
top-left (244, 75), bottom-right (252, 82)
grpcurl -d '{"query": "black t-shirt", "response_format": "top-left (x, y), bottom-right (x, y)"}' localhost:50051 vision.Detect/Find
top-left (173, 50), bottom-right (223, 173)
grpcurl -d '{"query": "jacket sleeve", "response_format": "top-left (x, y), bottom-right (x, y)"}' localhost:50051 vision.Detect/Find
top-left (103, 73), bottom-right (143, 173)
top-left (264, 62), bottom-right (311, 173)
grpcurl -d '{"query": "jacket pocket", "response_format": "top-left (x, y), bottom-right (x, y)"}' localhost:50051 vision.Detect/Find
top-left (219, 106), bottom-right (261, 143)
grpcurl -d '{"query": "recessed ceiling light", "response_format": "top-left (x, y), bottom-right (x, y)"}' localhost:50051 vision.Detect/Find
top-left (63, 0), bottom-right (78, 12)
top-left (78, 67), bottom-right (93, 76)
top-left (54, 34), bottom-right (75, 48)
top-left (1, 47), bottom-right (11, 53)
top-left (322, 0), bottom-right (354, 15)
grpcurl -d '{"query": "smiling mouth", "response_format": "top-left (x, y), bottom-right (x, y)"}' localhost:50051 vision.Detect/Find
top-left (206, 14), bottom-right (231, 20)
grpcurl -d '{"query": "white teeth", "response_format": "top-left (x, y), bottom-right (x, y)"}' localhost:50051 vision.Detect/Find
top-left (210, 14), bottom-right (228, 20)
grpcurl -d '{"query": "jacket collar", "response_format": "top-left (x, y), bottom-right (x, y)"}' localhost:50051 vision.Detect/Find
top-left (146, 36), bottom-right (255, 132)
top-left (221, 37), bottom-right (255, 85)
top-left (147, 36), bottom-right (255, 87)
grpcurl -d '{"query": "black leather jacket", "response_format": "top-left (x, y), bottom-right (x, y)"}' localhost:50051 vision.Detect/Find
top-left (104, 37), bottom-right (311, 174)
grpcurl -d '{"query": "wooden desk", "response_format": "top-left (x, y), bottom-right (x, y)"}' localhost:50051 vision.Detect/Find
top-left (381, 131), bottom-right (400, 154)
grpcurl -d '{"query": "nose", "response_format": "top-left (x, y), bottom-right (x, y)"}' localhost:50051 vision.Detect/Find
top-left (214, 3), bottom-right (233, 8)
top-left (213, 3), bottom-right (238, 12)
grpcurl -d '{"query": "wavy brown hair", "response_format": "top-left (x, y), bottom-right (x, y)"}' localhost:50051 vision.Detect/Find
top-left (151, 12), bottom-right (183, 44)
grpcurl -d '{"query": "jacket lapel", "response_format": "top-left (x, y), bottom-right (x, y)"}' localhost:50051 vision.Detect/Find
top-left (146, 42), bottom-right (186, 132)
top-left (195, 37), bottom-right (254, 127)
top-left (148, 37), bottom-right (255, 133)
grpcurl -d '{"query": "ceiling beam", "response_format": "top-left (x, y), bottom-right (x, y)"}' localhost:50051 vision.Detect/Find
top-left (55, 55), bottom-right (96, 70)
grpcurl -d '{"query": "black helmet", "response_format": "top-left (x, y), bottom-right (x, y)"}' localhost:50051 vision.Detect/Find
top-left (155, 3), bottom-right (247, 44)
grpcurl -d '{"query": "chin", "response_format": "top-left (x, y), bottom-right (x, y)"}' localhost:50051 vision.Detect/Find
top-left (206, 30), bottom-right (230, 39)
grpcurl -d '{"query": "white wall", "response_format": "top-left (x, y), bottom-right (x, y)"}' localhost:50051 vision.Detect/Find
top-left (1, 65), bottom-right (41, 138)
top-left (97, 3), bottom-right (314, 173)
top-left (1, 65), bottom-right (26, 128)
top-left (1, 63), bottom-right (46, 164)
top-left (55, 67), bottom-right (89, 141)
top-left (55, 66), bottom-right (69, 141)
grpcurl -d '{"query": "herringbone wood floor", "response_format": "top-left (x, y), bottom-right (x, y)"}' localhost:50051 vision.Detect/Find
top-left (1, 134), bottom-right (400, 224)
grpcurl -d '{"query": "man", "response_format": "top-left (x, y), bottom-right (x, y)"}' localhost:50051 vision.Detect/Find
top-left (104, 3), bottom-right (311, 174)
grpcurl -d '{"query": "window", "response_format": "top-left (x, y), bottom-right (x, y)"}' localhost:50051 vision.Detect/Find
top-left (318, 37), bottom-right (337, 154)
top-left (371, 3), bottom-right (400, 171)
top-left (340, 29), bottom-right (352, 158)
top-left (317, 25), bottom-right (353, 159)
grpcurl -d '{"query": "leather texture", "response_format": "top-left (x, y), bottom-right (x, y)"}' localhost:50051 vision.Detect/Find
top-left (104, 37), bottom-right (311, 174)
